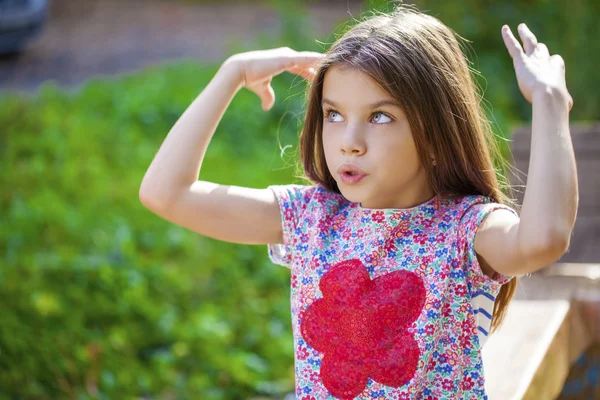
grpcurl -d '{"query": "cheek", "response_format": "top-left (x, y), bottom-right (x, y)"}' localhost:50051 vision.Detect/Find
top-left (322, 129), bottom-right (341, 156)
top-left (321, 132), bottom-right (337, 169)
top-left (322, 125), bottom-right (337, 141)
top-left (379, 137), bottom-right (420, 171)
top-left (321, 130), bottom-right (332, 150)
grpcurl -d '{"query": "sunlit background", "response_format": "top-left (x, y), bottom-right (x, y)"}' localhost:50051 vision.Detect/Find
top-left (1, 0), bottom-right (598, 398)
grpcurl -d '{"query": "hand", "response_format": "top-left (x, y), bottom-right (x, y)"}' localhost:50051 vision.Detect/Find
top-left (501, 23), bottom-right (573, 110)
top-left (225, 47), bottom-right (324, 111)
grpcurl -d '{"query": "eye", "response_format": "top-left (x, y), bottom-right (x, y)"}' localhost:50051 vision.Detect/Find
top-left (323, 108), bottom-right (393, 125)
top-left (371, 112), bottom-right (393, 124)
top-left (323, 108), bottom-right (343, 123)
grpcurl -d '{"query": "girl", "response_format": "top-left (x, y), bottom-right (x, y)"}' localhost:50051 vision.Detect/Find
top-left (139, 4), bottom-right (577, 400)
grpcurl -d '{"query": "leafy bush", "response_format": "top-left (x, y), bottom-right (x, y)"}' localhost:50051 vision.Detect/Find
top-left (1, 0), bottom-right (597, 398)
top-left (0, 36), bottom-right (313, 400)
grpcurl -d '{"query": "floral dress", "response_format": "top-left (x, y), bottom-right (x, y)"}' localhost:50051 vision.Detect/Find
top-left (267, 183), bottom-right (518, 400)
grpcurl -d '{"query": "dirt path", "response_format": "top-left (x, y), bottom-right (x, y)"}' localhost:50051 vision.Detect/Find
top-left (0, 0), bottom-right (362, 94)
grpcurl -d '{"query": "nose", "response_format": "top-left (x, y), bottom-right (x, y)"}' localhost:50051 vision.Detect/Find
top-left (340, 128), bottom-right (366, 155)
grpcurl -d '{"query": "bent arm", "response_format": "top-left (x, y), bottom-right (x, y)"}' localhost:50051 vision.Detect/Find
top-left (476, 88), bottom-right (578, 276)
top-left (518, 88), bottom-right (578, 251)
top-left (138, 59), bottom-right (284, 246)
top-left (139, 58), bottom-right (244, 208)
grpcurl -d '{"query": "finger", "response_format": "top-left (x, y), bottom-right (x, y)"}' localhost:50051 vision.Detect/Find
top-left (550, 54), bottom-right (565, 70)
top-left (289, 51), bottom-right (325, 67)
top-left (569, 95), bottom-right (573, 111)
top-left (535, 43), bottom-right (550, 59)
top-left (297, 67), bottom-right (316, 81)
top-left (501, 25), bottom-right (525, 61)
top-left (292, 67), bottom-right (309, 80)
top-left (260, 81), bottom-right (275, 111)
top-left (517, 23), bottom-right (538, 56)
top-left (290, 65), bottom-right (316, 81)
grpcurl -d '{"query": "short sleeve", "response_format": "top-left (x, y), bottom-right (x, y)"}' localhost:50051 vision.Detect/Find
top-left (266, 184), bottom-right (316, 269)
top-left (458, 200), bottom-right (520, 294)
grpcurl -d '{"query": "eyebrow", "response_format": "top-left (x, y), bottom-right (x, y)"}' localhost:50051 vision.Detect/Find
top-left (321, 98), bottom-right (402, 109)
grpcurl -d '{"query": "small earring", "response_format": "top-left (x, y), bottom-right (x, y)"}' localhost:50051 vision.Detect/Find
top-left (432, 159), bottom-right (437, 166)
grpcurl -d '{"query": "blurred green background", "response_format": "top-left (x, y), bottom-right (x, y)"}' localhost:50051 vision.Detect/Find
top-left (0, 0), bottom-right (597, 398)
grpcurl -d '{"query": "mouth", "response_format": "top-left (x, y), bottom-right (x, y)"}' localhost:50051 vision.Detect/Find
top-left (337, 164), bottom-right (368, 185)
top-left (337, 163), bottom-right (367, 177)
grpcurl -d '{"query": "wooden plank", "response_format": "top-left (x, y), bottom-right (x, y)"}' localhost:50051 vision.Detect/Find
top-left (482, 300), bottom-right (591, 400)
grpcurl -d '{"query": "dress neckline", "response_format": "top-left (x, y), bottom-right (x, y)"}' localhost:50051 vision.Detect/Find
top-left (355, 194), bottom-right (441, 216)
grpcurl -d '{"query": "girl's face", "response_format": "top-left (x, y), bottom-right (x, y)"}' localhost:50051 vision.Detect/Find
top-left (321, 66), bottom-right (434, 209)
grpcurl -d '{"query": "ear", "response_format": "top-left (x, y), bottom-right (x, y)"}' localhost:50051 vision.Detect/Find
top-left (428, 150), bottom-right (436, 164)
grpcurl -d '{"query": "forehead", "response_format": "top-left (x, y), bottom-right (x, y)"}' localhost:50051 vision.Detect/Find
top-left (322, 67), bottom-right (394, 106)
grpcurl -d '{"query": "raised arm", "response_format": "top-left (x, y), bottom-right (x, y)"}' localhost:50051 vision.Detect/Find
top-left (474, 23), bottom-right (577, 277)
top-left (139, 49), bottom-right (322, 245)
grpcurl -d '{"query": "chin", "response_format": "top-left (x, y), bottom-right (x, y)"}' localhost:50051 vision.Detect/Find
top-left (336, 184), bottom-right (364, 203)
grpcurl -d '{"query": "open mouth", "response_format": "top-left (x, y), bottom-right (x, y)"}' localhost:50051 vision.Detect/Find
top-left (337, 164), bottom-right (367, 180)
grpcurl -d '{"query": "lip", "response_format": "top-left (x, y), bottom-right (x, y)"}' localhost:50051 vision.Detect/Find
top-left (337, 163), bottom-right (368, 185)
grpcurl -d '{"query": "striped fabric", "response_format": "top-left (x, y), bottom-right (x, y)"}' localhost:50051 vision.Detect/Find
top-left (471, 289), bottom-right (496, 346)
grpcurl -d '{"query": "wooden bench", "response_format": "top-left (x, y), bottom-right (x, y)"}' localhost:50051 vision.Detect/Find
top-left (483, 264), bottom-right (600, 399)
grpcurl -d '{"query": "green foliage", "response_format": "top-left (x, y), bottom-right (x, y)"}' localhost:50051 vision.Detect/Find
top-left (420, 0), bottom-right (598, 119)
top-left (0, 0), bottom-right (597, 398)
top-left (0, 47), bottom-right (311, 400)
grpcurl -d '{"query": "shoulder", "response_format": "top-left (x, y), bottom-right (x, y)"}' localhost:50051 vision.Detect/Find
top-left (267, 182), bottom-right (346, 213)
top-left (436, 194), bottom-right (519, 243)
top-left (452, 195), bottom-right (521, 278)
top-left (267, 183), bottom-right (319, 205)
top-left (444, 194), bottom-right (518, 224)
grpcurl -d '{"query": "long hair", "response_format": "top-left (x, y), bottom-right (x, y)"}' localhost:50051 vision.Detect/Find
top-left (297, 4), bottom-right (519, 332)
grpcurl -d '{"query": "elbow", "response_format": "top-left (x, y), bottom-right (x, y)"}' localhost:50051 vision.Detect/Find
top-left (522, 228), bottom-right (572, 272)
top-left (139, 188), bottom-right (154, 209)
top-left (139, 188), bottom-right (159, 211)
top-left (139, 181), bottom-right (169, 212)
top-left (139, 179), bottom-right (187, 213)
top-left (545, 223), bottom-right (573, 257)
top-left (542, 235), bottom-right (570, 264)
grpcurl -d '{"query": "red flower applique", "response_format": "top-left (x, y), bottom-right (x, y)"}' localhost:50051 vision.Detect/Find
top-left (300, 259), bottom-right (426, 399)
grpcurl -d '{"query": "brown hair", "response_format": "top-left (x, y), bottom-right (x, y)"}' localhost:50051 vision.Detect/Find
top-left (296, 4), bottom-right (519, 332)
